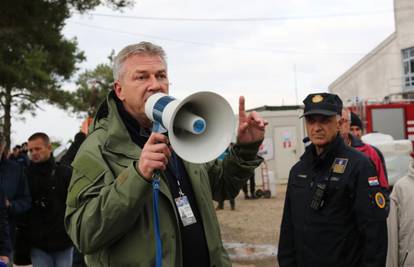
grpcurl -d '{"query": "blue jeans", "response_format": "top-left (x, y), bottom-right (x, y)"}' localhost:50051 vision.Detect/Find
top-left (31, 247), bottom-right (73, 267)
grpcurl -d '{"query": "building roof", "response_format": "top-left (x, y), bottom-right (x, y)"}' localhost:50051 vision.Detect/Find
top-left (247, 105), bottom-right (303, 112)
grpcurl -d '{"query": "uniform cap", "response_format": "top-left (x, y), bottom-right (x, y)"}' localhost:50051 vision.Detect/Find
top-left (301, 93), bottom-right (343, 117)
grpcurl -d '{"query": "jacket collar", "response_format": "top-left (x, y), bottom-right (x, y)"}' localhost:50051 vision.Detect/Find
top-left (94, 91), bottom-right (141, 160)
top-left (349, 134), bottom-right (364, 148)
top-left (301, 134), bottom-right (344, 170)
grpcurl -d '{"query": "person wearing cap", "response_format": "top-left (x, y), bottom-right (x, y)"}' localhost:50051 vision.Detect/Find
top-left (341, 109), bottom-right (389, 190)
top-left (350, 111), bottom-right (364, 139)
top-left (350, 111), bottom-right (388, 183)
top-left (278, 93), bottom-right (388, 267)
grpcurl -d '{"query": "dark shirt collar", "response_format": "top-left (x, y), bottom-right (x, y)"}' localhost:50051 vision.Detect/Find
top-left (349, 134), bottom-right (364, 147)
top-left (114, 94), bottom-right (151, 149)
top-left (302, 134), bottom-right (344, 169)
top-left (30, 155), bottom-right (55, 171)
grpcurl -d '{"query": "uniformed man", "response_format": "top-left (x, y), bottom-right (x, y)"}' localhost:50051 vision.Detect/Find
top-left (278, 93), bottom-right (388, 267)
top-left (64, 41), bottom-right (267, 267)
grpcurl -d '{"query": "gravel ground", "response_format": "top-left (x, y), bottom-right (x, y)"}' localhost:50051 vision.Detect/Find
top-left (215, 184), bottom-right (287, 267)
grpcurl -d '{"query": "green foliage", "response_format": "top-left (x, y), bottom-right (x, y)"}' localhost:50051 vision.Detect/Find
top-left (71, 57), bottom-right (114, 117)
top-left (51, 140), bottom-right (63, 151)
top-left (68, 0), bottom-right (133, 12)
top-left (0, 0), bottom-right (133, 146)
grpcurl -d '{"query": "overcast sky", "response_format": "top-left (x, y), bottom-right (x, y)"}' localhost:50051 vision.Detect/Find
top-left (11, 0), bottom-right (396, 146)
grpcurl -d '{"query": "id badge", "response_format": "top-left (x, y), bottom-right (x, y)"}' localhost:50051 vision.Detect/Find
top-left (175, 196), bottom-right (197, 226)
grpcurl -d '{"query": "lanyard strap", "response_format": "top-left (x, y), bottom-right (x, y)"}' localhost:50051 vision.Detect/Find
top-left (152, 174), bottom-right (162, 267)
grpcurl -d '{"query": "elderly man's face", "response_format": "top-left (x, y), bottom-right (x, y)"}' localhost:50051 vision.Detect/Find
top-left (114, 54), bottom-right (169, 128)
top-left (305, 115), bottom-right (340, 148)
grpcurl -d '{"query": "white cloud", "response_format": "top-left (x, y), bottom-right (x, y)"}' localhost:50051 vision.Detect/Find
top-left (12, 0), bottom-right (396, 145)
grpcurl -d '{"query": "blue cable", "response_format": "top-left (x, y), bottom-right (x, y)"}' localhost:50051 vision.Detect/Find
top-left (152, 175), bottom-right (162, 267)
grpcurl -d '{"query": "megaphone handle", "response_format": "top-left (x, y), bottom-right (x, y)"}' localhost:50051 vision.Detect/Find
top-left (152, 170), bottom-right (162, 267)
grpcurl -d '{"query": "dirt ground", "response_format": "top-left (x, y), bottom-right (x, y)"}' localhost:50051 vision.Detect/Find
top-left (215, 184), bottom-right (286, 267)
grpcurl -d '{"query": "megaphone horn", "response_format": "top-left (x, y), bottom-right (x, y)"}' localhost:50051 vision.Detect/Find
top-left (145, 92), bottom-right (236, 163)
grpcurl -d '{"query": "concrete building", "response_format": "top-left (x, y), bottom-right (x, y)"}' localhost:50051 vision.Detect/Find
top-left (329, 0), bottom-right (414, 102)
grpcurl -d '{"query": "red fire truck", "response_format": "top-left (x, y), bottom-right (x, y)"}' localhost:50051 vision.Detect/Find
top-left (351, 95), bottom-right (414, 145)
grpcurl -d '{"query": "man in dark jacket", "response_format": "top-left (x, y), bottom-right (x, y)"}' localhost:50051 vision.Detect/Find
top-left (0, 155), bottom-right (11, 266)
top-left (349, 111), bottom-right (389, 185)
top-left (27, 132), bottom-right (73, 267)
top-left (0, 188), bottom-right (11, 265)
top-left (0, 132), bottom-right (31, 264)
top-left (278, 93), bottom-right (388, 267)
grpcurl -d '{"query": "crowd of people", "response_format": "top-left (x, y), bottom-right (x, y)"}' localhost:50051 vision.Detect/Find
top-left (0, 131), bottom-right (86, 267)
top-left (0, 41), bottom-right (413, 267)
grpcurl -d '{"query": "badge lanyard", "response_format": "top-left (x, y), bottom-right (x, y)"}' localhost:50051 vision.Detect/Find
top-left (151, 122), bottom-right (165, 267)
top-left (152, 171), bottom-right (162, 267)
top-left (169, 153), bottom-right (197, 227)
top-left (150, 124), bottom-right (195, 267)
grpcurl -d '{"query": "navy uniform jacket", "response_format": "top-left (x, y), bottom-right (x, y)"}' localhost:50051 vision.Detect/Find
top-left (278, 135), bottom-right (388, 267)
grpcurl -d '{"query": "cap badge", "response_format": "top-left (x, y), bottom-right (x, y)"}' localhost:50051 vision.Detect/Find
top-left (312, 95), bottom-right (323, 103)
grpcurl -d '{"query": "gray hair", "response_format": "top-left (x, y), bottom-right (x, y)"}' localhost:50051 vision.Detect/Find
top-left (113, 41), bottom-right (167, 81)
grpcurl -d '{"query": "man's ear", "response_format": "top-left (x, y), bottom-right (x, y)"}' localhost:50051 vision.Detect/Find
top-left (114, 81), bottom-right (124, 101)
top-left (337, 117), bottom-right (343, 130)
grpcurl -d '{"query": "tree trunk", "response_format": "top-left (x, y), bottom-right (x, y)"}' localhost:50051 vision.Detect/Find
top-left (4, 86), bottom-right (12, 149)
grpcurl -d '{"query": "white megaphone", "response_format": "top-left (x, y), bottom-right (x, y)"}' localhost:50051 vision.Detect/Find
top-left (145, 92), bottom-right (236, 163)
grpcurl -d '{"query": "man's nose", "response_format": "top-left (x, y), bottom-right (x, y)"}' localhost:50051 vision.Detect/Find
top-left (147, 75), bottom-right (162, 91)
top-left (313, 122), bottom-right (323, 131)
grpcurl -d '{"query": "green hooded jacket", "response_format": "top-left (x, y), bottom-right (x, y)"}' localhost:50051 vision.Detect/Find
top-left (65, 92), bottom-right (263, 267)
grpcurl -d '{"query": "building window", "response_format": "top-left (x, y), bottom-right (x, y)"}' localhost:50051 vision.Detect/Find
top-left (402, 47), bottom-right (414, 90)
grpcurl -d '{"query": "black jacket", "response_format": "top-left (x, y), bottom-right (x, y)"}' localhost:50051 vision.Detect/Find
top-left (0, 159), bottom-right (31, 243)
top-left (0, 188), bottom-right (11, 258)
top-left (278, 135), bottom-right (388, 267)
top-left (27, 156), bottom-right (72, 252)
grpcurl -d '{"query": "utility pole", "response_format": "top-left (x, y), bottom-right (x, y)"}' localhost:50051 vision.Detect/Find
top-left (294, 64), bottom-right (298, 105)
